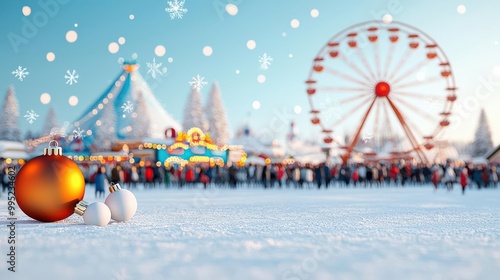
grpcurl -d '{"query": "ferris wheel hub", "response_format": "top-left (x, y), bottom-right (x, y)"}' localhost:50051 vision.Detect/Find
top-left (374, 81), bottom-right (391, 97)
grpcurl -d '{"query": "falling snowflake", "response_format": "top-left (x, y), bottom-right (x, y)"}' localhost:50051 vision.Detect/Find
top-left (165, 0), bottom-right (188, 20)
top-left (258, 53), bottom-right (273, 70)
top-left (319, 97), bottom-right (341, 121)
top-left (12, 66), bottom-right (30, 81)
top-left (73, 126), bottom-right (85, 139)
top-left (65, 69), bottom-right (79, 85)
top-left (361, 132), bottom-right (374, 144)
top-left (146, 58), bottom-right (162, 79)
top-left (121, 101), bottom-right (134, 114)
top-left (24, 110), bottom-right (39, 124)
top-left (189, 74), bottom-right (208, 92)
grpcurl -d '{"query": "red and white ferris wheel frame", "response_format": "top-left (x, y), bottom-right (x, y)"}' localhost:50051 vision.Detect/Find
top-left (306, 21), bottom-right (457, 164)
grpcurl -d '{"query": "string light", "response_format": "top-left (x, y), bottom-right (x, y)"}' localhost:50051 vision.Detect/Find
top-left (165, 156), bottom-right (189, 167)
top-left (69, 63), bottom-right (134, 140)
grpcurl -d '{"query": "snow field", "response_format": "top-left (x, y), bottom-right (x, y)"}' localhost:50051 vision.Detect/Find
top-left (0, 185), bottom-right (499, 280)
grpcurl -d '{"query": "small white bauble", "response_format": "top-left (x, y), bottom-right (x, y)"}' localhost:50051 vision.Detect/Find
top-left (74, 200), bottom-right (111, 226)
top-left (105, 183), bottom-right (137, 222)
top-left (83, 202), bottom-right (111, 226)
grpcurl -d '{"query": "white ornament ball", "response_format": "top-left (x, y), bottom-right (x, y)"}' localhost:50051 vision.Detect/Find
top-left (105, 189), bottom-right (137, 222)
top-left (83, 202), bottom-right (111, 226)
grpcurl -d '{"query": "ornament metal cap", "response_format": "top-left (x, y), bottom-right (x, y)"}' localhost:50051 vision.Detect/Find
top-left (44, 140), bottom-right (63, 156)
top-left (109, 182), bottom-right (123, 193)
top-left (74, 200), bottom-right (89, 216)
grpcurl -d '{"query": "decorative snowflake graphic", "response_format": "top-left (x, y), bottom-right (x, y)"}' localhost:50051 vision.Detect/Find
top-left (121, 101), bottom-right (134, 114)
top-left (165, 0), bottom-right (188, 20)
top-left (65, 69), bottom-right (79, 85)
top-left (361, 132), bottom-right (374, 144)
top-left (73, 126), bottom-right (85, 139)
top-left (12, 66), bottom-right (30, 81)
top-left (24, 110), bottom-right (39, 124)
top-left (146, 58), bottom-right (163, 79)
top-left (189, 74), bottom-right (208, 92)
top-left (258, 53), bottom-right (273, 70)
top-left (319, 97), bottom-right (341, 121)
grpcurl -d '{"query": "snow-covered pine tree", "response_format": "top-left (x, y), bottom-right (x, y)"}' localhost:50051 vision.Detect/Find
top-left (0, 86), bottom-right (21, 142)
top-left (182, 88), bottom-right (207, 131)
top-left (130, 91), bottom-right (150, 138)
top-left (205, 82), bottom-right (230, 145)
top-left (471, 108), bottom-right (494, 157)
top-left (93, 102), bottom-right (117, 151)
top-left (42, 107), bottom-right (59, 135)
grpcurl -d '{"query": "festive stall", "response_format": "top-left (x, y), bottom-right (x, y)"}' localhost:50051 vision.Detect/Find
top-left (151, 127), bottom-right (246, 167)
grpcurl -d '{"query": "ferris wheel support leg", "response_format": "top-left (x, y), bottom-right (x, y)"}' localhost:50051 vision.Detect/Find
top-left (343, 97), bottom-right (377, 163)
top-left (386, 97), bottom-right (429, 164)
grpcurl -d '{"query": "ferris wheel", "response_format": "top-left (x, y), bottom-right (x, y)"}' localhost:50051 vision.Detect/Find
top-left (306, 21), bottom-right (457, 163)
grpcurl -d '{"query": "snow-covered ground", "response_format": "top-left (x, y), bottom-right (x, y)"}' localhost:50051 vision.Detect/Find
top-left (1, 185), bottom-right (500, 280)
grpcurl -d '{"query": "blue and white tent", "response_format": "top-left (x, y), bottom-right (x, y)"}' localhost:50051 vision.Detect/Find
top-left (68, 62), bottom-right (181, 154)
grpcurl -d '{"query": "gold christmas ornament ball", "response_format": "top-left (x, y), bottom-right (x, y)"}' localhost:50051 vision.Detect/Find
top-left (15, 142), bottom-right (85, 222)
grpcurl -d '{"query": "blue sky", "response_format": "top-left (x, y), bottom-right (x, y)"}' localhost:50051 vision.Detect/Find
top-left (1, 0), bottom-right (499, 147)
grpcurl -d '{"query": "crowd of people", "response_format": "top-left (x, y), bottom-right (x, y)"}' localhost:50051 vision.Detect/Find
top-left (73, 160), bottom-right (500, 197)
top-left (1, 160), bottom-right (498, 198)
